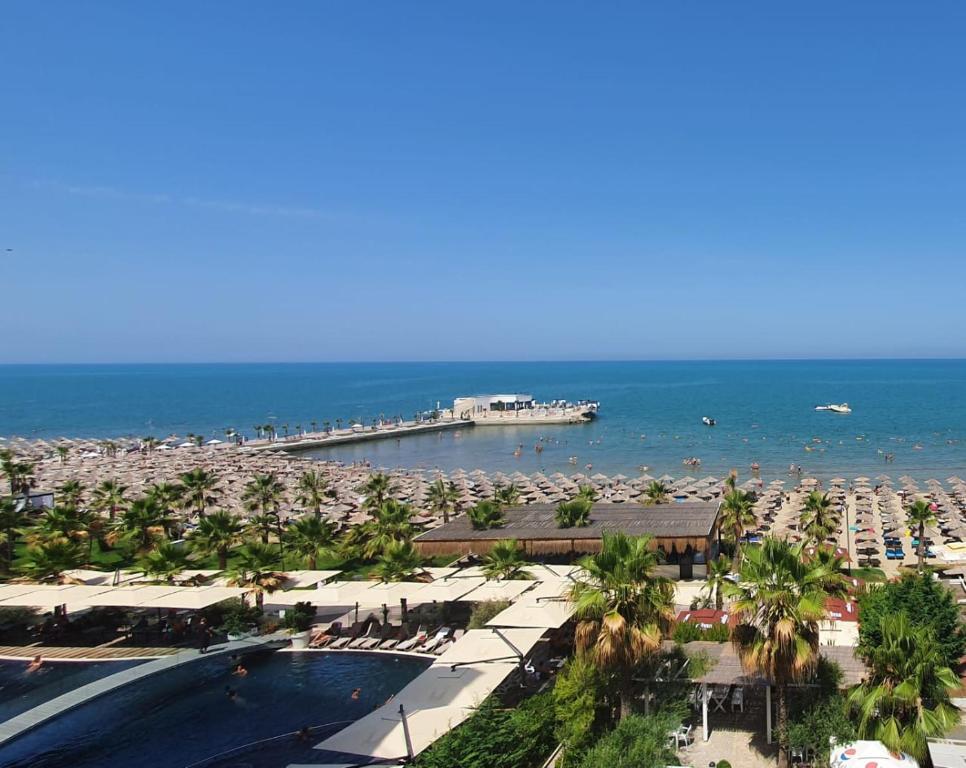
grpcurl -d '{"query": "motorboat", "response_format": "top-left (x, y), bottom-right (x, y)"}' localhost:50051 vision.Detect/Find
top-left (815, 403), bottom-right (851, 414)
top-left (702, 416), bottom-right (716, 426)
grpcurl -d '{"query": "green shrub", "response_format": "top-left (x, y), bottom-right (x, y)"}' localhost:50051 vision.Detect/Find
top-left (411, 694), bottom-right (556, 768)
top-left (575, 711), bottom-right (681, 768)
top-left (554, 656), bottom-right (605, 765)
top-left (467, 599), bottom-right (511, 629)
top-left (283, 601), bottom-right (315, 632)
top-left (672, 621), bottom-right (729, 643)
top-left (787, 695), bottom-right (855, 764)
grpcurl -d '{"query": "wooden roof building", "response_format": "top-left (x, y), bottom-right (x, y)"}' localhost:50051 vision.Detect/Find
top-left (414, 502), bottom-right (721, 579)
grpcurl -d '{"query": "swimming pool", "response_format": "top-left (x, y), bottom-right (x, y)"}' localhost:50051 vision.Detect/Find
top-left (0, 651), bottom-right (430, 768)
top-left (0, 658), bottom-right (146, 722)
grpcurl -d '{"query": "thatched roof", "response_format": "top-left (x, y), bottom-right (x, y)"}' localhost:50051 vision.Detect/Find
top-left (671, 641), bottom-right (867, 688)
top-left (415, 502), bottom-right (720, 544)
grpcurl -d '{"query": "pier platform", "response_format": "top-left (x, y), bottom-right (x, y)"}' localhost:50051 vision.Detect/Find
top-left (246, 409), bottom-right (594, 454)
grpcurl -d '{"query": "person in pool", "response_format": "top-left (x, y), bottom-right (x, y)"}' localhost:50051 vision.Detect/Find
top-left (232, 663), bottom-right (248, 677)
top-left (26, 655), bottom-right (43, 673)
top-left (351, 687), bottom-right (362, 700)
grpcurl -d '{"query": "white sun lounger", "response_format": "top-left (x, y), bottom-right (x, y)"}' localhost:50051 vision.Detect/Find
top-left (348, 625), bottom-right (376, 649)
top-left (396, 626), bottom-right (426, 651)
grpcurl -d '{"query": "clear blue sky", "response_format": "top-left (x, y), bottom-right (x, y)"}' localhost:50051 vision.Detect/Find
top-left (4, 2), bottom-right (966, 363)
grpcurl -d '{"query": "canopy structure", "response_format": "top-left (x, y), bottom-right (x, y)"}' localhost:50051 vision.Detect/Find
top-left (830, 741), bottom-right (919, 768)
top-left (486, 579), bottom-right (574, 629)
top-left (281, 570), bottom-right (342, 589)
top-left (460, 580), bottom-right (537, 603)
top-left (0, 584), bottom-right (247, 611)
top-left (316, 629), bottom-right (546, 761)
top-left (0, 585), bottom-right (112, 610)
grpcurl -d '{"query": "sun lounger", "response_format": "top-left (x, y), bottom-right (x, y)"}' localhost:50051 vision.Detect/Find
top-left (378, 637), bottom-right (400, 650)
top-left (348, 625), bottom-right (376, 649)
top-left (328, 635), bottom-right (353, 649)
top-left (358, 636), bottom-right (382, 650)
top-left (397, 630), bottom-right (427, 652)
top-left (432, 640), bottom-right (452, 655)
top-left (416, 627), bottom-right (451, 654)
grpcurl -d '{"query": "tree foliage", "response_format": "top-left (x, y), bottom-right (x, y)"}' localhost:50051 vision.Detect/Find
top-left (554, 656), bottom-right (605, 765)
top-left (574, 709), bottom-right (682, 768)
top-left (857, 572), bottom-right (966, 668)
top-left (410, 694), bottom-right (556, 768)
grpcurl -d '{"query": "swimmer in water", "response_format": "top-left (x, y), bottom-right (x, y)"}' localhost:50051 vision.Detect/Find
top-left (26, 655), bottom-right (43, 673)
top-left (225, 686), bottom-right (237, 700)
top-left (351, 687), bottom-right (362, 700)
top-left (232, 664), bottom-right (248, 677)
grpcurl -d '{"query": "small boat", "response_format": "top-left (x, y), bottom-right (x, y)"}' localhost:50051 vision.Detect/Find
top-left (816, 403), bottom-right (851, 414)
top-left (702, 417), bottom-right (716, 427)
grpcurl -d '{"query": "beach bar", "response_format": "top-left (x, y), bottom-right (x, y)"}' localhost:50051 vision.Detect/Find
top-left (414, 502), bottom-right (721, 579)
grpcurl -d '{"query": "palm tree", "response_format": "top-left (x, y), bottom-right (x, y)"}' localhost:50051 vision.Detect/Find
top-left (116, 497), bottom-right (170, 553)
top-left (906, 498), bottom-right (937, 572)
top-left (426, 477), bottom-right (459, 524)
top-left (0, 497), bottom-right (30, 571)
top-left (641, 480), bottom-right (669, 506)
top-left (555, 498), bottom-right (592, 529)
top-left (725, 537), bottom-right (841, 768)
top-left (246, 514), bottom-right (276, 545)
top-left (26, 506), bottom-right (87, 546)
top-left (21, 540), bottom-right (84, 581)
top-left (576, 485), bottom-right (597, 502)
top-left (57, 479), bottom-right (85, 510)
top-left (242, 473), bottom-right (286, 522)
top-left (494, 483), bottom-right (521, 506)
top-left (91, 479), bottom-right (128, 522)
top-left (180, 468), bottom-right (221, 519)
top-left (720, 489), bottom-right (756, 563)
top-left (55, 444), bottom-right (70, 465)
top-left (702, 555), bottom-right (731, 611)
top-left (847, 613), bottom-right (958, 763)
top-left (191, 510), bottom-right (243, 570)
top-left (467, 500), bottom-right (505, 531)
top-left (139, 542), bottom-right (191, 582)
top-left (373, 539), bottom-right (425, 582)
top-left (570, 532), bottom-right (674, 719)
top-left (230, 541), bottom-right (284, 608)
top-left (296, 470), bottom-right (330, 519)
top-left (0, 454), bottom-right (36, 497)
top-left (359, 473), bottom-right (396, 512)
top-left (482, 539), bottom-right (532, 580)
top-left (285, 515), bottom-right (337, 569)
top-left (800, 491), bottom-right (838, 547)
top-left (363, 500), bottom-right (415, 559)
top-left (147, 482), bottom-right (183, 513)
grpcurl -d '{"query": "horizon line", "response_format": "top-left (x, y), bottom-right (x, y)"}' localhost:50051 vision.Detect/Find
top-left (2, 356), bottom-right (966, 366)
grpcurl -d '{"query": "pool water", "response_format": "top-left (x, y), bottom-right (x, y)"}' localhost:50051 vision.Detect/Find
top-left (0, 659), bottom-right (145, 722)
top-left (0, 651), bottom-right (430, 768)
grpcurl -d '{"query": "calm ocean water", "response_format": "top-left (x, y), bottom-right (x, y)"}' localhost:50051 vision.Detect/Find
top-left (1, 361), bottom-right (965, 480)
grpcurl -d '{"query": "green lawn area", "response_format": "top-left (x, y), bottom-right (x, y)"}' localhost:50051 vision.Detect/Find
top-left (850, 566), bottom-right (886, 582)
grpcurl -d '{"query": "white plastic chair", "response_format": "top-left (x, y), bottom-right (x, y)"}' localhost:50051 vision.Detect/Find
top-left (731, 686), bottom-right (744, 713)
top-left (674, 723), bottom-right (693, 749)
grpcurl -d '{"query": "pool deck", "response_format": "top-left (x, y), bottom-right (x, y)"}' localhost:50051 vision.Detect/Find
top-left (0, 632), bottom-right (288, 746)
top-left (0, 644), bottom-right (179, 662)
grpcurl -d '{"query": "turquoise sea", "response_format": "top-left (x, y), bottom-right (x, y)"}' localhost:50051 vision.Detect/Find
top-left (1, 361), bottom-right (966, 480)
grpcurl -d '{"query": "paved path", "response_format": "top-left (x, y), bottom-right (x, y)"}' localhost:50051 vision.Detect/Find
top-left (0, 633), bottom-right (287, 746)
